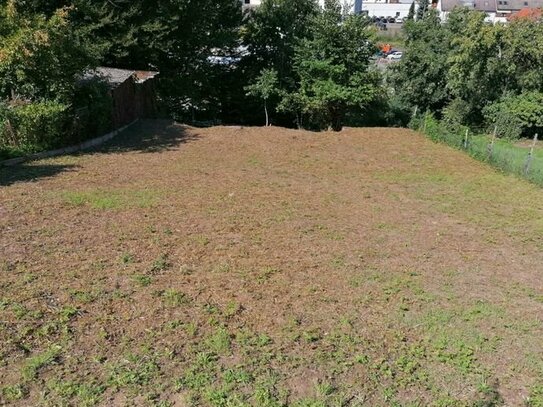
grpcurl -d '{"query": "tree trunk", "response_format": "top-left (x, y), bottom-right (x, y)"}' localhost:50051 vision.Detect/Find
top-left (264, 100), bottom-right (269, 126)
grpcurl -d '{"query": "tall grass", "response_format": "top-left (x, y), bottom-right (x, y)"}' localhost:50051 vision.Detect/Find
top-left (413, 114), bottom-right (543, 187)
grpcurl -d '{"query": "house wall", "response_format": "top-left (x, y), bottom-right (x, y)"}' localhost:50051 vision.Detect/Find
top-left (362, 2), bottom-right (414, 17)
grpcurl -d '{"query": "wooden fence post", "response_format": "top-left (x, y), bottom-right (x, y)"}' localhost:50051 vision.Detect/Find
top-left (463, 128), bottom-right (470, 149)
top-left (524, 133), bottom-right (538, 176)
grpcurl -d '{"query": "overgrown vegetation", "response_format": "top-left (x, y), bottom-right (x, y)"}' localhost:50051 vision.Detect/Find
top-left (390, 7), bottom-right (543, 138)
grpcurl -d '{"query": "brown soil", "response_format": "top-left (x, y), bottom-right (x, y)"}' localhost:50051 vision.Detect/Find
top-left (1, 120), bottom-right (542, 406)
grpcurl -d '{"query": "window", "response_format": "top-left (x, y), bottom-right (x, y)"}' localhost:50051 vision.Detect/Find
top-left (524, 1), bottom-right (529, 5)
top-left (245, 0), bottom-right (250, 4)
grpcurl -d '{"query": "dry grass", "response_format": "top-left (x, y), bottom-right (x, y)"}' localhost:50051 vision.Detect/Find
top-left (1, 120), bottom-right (542, 406)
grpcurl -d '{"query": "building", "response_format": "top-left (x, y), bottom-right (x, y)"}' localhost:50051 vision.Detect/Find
top-left (436, 0), bottom-right (543, 22)
top-left (85, 67), bottom-right (159, 129)
top-left (242, 0), bottom-right (362, 12)
top-left (361, 0), bottom-right (417, 19)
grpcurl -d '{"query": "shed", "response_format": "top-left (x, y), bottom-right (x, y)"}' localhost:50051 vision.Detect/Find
top-left (88, 67), bottom-right (159, 129)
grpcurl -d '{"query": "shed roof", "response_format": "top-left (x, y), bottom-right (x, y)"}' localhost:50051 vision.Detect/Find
top-left (81, 67), bottom-right (159, 89)
top-left (95, 67), bottom-right (136, 87)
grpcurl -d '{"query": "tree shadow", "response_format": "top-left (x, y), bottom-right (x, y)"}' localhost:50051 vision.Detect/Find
top-left (0, 164), bottom-right (78, 187)
top-left (0, 120), bottom-right (197, 186)
top-left (97, 119), bottom-right (199, 154)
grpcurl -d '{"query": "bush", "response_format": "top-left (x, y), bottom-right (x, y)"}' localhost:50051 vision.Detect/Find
top-left (442, 98), bottom-right (470, 132)
top-left (483, 92), bottom-right (543, 139)
top-left (72, 79), bottom-right (113, 142)
top-left (0, 101), bottom-right (70, 155)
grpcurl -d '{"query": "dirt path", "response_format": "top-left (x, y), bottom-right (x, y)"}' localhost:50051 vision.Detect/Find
top-left (1, 120), bottom-right (542, 406)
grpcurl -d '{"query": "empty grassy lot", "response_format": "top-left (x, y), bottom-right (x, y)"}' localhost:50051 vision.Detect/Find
top-left (1, 120), bottom-right (542, 406)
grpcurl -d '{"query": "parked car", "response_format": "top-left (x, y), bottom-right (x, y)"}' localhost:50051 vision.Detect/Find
top-left (387, 16), bottom-right (396, 23)
top-left (396, 17), bottom-right (404, 23)
top-left (386, 51), bottom-right (403, 60)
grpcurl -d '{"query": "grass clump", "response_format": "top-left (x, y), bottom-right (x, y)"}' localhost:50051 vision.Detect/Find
top-left (108, 354), bottom-right (160, 389)
top-left (22, 345), bottom-right (62, 380)
top-left (46, 379), bottom-right (105, 407)
top-left (1, 384), bottom-right (28, 401)
top-left (160, 289), bottom-right (189, 307)
top-left (206, 327), bottom-right (231, 355)
top-left (132, 274), bottom-right (152, 287)
top-left (150, 254), bottom-right (171, 273)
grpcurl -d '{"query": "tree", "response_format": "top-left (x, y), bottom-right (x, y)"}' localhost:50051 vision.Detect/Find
top-left (241, 0), bottom-right (319, 125)
top-left (245, 68), bottom-right (279, 126)
top-left (390, 9), bottom-right (449, 114)
top-left (0, 2), bottom-right (97, 101)
top-left (407, 2), bottom-right (415, 21)
top-left (283, 0), bottom-right (378, 131)
top-left (445, 8), bottom-right (506, 123)
top-left (416, 0), bottom-right (429, 20)
top-left (242, 0), bottom-right (319, 84)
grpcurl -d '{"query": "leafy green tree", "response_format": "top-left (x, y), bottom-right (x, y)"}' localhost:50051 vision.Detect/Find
top-left (407, 2), bottom-right (415, 21)
top-left (242, 0), bottom-right (319, 86)
top-left (245, 68), bottom-right (280, 126)
top-left (241, 0), bottom-right (319, 125)
top-left (501, 18), bottom-right (543, 93)
top-left (390, 8), bottom-right (449, 114)
top-left (416, 0), bottom-right (429, 20)
top-left (284, 0), bottom-right (378, 131)
top-left (445, 9), bottom-right (506, 123)
top-left (0, 2), bottom-right (97, 101)
top-left (483, 92), bottom-right (543, 138)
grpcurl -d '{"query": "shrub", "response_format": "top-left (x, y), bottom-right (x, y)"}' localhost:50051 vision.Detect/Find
top-left (442, 98), bottom-right (470, 132)
top-left (483, 92), bottom-right (543, 139)
top-left (72, 79), bottom-right (113, 142)
top-left (0, 100), bottom-right (70, 155)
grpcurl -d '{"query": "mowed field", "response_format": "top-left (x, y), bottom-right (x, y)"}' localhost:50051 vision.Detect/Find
top-left (1, 120), bottom-right (543, 407)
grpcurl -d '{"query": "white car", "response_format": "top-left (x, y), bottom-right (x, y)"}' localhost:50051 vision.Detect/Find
top-left (386, 51), bottom-right (403, 60)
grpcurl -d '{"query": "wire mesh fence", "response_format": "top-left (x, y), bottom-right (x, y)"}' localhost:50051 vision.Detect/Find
top-left (412, 113), bottom-right (543, 187)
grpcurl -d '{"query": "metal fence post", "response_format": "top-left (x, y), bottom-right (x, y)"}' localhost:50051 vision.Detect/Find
top-left (463, 128), bottom-right (470, 149)
top-left (487, 125), bottom-right (497, 160)
top-left (524, 133), bottom-right (538, 176)
top-left (422, 112), bottom-right (427, 133)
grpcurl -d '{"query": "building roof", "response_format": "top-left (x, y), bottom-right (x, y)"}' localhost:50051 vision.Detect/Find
top-left (440, 0), bottom-right (474, 11)
top-left (508, 6), bottom-right (543, 18)
top-left (474, 0), bottom-right (498, 12)
top-left (135, 70), bottom-right (160, 84)
top-left (95, 67), bottom-right (136, 87)
top-left (81, 67), bottom-right (159, 89)
top-left (440, 0), bottom-right (542, 12)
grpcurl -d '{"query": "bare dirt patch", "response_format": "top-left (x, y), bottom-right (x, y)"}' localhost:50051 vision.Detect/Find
top-left (1, 120), bottom-right (542, 406)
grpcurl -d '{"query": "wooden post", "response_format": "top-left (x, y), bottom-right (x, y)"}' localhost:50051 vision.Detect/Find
top-left (487, 125), bottom-right (497, 159)
top-left (463, 128), bottom-right (470, 149)
top-left (524, 133), bottom-right (538, 176)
